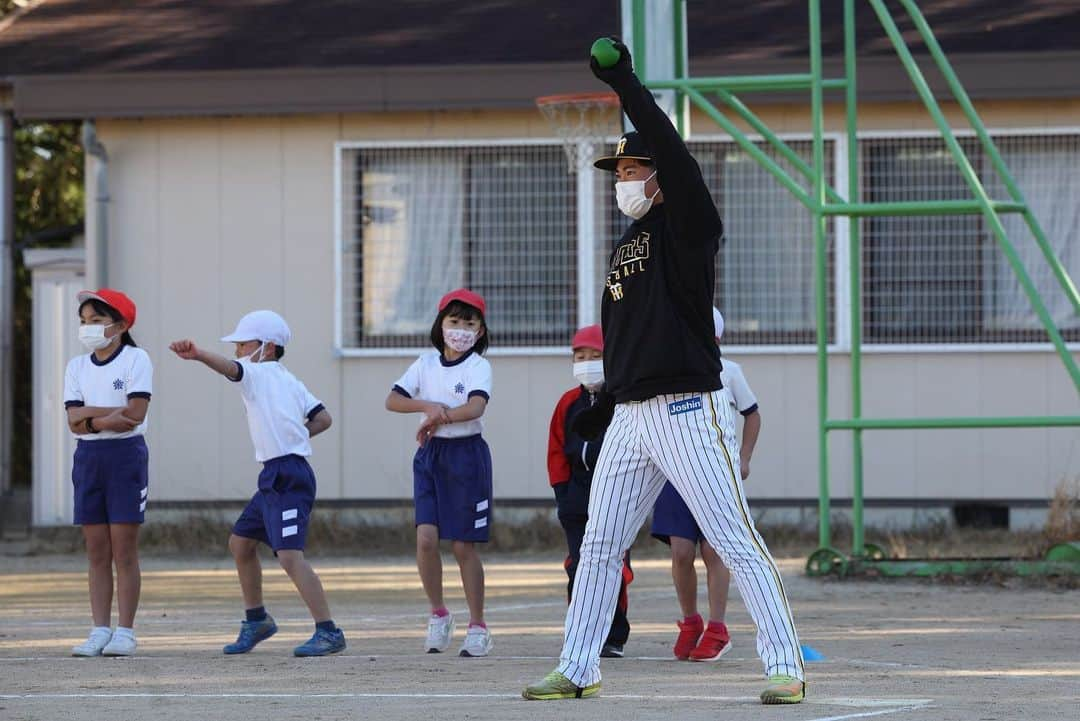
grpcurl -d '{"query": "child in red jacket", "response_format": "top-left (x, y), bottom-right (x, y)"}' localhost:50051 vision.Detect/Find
top-left (547, 325), bottom-right (632, 658)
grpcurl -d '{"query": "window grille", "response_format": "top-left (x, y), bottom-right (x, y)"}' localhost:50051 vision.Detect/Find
top-left (861, 133), bottom-right (1080, 344)
top-left (338, 142), bottom-right (575, 351)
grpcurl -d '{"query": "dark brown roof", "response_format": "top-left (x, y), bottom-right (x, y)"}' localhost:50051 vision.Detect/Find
top-left (1, 0), bottom-right (1077, 118)
top-left (2, 0), bottom-right (1078, 75)
top-left (0, 0), bottom-right (622, 75)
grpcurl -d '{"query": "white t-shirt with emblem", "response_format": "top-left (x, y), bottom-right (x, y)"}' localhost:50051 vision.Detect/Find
top-left (720, 358), bottom-right (758, 415)
top-left (393, 350), bottom-right (492, 438)
top-left (232, 359), bottom-right (324, 463)
top-left (64, 345), bottom-right (153, 440)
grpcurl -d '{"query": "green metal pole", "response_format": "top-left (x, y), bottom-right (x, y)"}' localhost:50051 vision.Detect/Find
top-left (822, 200), bottom-right (1026, 216)
top-left (844, 0), bottom-right (864, 558)
top-left (809, 0), bottom-right (831, 550)
top-left (898, 0), bottom-right (1080, 319)
top-left (685, 89), bottom-right (815, 209)
top-left (827, 415), bottom-right (1080, 430)
top-left (632, 0), bottom-right (647, 82)
top-left (713, 89), bottom-right (847, 205)
top-left (650, 75), bottom-right (848, 92)
top-left (673, 0), bottom-right (687, 137)
top-left (868, 0), bottom-right (1080, 394)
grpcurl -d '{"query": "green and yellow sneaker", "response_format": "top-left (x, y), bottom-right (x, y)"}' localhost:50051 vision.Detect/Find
top-left (760, 674), bottom-right (805, 704)
top-left (522, 670), bottom-right (601, 700)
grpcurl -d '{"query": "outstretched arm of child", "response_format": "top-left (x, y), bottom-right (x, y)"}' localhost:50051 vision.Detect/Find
top-left (740, 410), bottom-right (761, 480)
top-left (306, 408), bottom-right (332, 438)
top-left (169, 339), bottom-right (241, 381)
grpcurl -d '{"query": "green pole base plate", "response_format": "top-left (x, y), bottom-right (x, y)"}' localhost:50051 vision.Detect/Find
top-left (806, 546), bottom-right (848, 577)
top-left (1045, 542), bottom-right (1080, 563)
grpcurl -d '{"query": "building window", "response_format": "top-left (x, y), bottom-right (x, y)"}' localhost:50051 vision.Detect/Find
top-left (862, 133), bottom-right (1080, 344)
top-left (336, 132), bottom-right (1077, 354)
top-left (338, 143), bottom-right (575, 350)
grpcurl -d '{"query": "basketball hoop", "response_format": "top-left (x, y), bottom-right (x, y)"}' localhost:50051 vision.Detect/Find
top-left (536, 92), bottom-right (622, 173)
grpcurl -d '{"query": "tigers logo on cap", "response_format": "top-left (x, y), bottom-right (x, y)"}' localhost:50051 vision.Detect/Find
top-left (594, 131), bottom-right (653, 171)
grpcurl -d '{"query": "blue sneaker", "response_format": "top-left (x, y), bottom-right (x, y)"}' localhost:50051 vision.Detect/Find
top-left (293, 627), bottom-right (346, 657)
top-left (223, 616), bottom-right (278, 654)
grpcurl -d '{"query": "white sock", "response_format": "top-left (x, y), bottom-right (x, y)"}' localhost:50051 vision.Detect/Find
top-left (92, 626), bottom-right (111, 635)
top-left (114, 626), bottom-right (135, 637)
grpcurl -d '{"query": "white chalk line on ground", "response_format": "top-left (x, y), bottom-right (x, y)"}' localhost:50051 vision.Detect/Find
top-left (0, 692), bottom-right (932, 709)
top-left (804, 706), bottom-right (931, 721)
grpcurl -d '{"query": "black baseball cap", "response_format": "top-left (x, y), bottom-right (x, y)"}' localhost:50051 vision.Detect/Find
top-left (593, 131), bottom-right (653, 171)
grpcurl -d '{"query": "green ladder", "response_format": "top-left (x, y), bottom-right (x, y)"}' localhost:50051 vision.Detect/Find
top-left (628, 0), bottom-right (1080, 577)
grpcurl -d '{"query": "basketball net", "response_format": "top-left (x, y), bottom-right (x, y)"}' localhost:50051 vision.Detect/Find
top-left (536, 92), bottom-right (622, 173)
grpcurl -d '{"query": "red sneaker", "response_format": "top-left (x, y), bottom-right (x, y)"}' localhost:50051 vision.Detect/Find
top-left (689, 622), bottom-right (731, 662)
top-left (673, 615), bottom-right (704, 660)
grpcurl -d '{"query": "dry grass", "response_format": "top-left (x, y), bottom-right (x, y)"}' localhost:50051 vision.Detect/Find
top-left (1031, 477), bottom-right (1080, 556)
top-left (21, 485), bottom-right (1080, 567)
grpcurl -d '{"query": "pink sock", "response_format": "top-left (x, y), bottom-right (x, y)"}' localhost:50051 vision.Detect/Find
top-left (468, 621), bottom-right (487, 629)
top-left (432, 607), bottom-right (449, 618)
top-left (707, 620), bottom-right (727, 632)
top-left (683, 613), bottom-right (703, 625)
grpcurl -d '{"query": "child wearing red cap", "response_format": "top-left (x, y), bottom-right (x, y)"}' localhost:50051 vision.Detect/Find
top-left (547, 325), bottom-right (633, 658)
top-left (63, 288), bottom-right (152, 657)
top-left (385, 289), bottom-right (494, 657)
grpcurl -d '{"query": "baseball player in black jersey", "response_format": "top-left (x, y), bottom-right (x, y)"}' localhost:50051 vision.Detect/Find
top-left (523, 39), bottom-right (805, 705)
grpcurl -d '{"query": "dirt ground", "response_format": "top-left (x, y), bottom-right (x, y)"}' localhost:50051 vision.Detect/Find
top-left (0, 551), bottom-right (1077, 721)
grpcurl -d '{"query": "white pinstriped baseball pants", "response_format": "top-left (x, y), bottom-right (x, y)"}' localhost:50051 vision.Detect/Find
top-left (556, 391), bottom-right (804, 687)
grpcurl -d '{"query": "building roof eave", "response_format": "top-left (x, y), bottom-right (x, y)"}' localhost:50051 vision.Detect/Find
top-left (11, 50), bottom-right (1080, 121)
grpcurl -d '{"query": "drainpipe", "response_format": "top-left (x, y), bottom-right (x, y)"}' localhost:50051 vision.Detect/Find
top-left (0, 111), bottom-right (12, 497)
top-left (81, 120), bottom-right (108, 287)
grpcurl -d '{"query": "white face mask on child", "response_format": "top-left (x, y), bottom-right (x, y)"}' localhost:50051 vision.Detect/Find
top-left (246, 341), bottom-right (266, 362)
top-left (78, 323), bottom-right (117, 352)
top-left (444, 328), bottom-right (478, 353)
top-left (573, 360), bottom-right (604, 389)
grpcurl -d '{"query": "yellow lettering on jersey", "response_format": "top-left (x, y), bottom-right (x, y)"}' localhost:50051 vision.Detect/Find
top-left (608, 282), bottom-right (624, 301)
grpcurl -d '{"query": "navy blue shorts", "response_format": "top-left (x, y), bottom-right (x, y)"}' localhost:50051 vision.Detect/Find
top-left (72, 436), bottom-right (149, 525)
top-left (413, 435), bottom-right (492, 542)
top-left (233, 455), bottom-right (317, 552)
top-left (651, 481), bottom-right (704, 544)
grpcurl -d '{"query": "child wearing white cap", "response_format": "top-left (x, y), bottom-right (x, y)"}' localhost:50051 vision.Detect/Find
top-left (650, 307), bottom-right (762, 663)
top-left (169, 310), bottom-right (345, 657)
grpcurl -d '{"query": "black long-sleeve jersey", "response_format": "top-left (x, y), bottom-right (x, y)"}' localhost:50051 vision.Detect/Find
top-left (598, 65), bottom-right (725, 403)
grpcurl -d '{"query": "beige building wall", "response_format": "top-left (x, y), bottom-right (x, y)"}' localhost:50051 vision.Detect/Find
top-left (84, 100), bottom-right (1080, 505)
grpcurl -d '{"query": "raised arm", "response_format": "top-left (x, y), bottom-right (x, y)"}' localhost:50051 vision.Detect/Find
top-left (169, 339), bottom-right (241, 381)
top-left (591, 38), bottom-right (722, 240)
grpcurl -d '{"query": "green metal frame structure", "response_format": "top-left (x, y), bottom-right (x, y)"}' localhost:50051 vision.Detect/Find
top-left (627, 0), bottom-right (1080, 576)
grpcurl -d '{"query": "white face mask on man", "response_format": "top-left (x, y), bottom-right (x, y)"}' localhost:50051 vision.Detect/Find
top-left (78, 323), bottom-right (118, 352)
top-left (444, 328), bottom-right (478, 353)
top-left (615, 170), bottom-right (660, 220)
top-left (573, 360), bottom-right (605, 389)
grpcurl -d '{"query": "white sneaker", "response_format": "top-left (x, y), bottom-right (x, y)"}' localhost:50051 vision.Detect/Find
top-left (102, 628), bottom-right (137, 656)
top-left (458, 625), bottom-right (493, 657)
top-left (425, 613), bottom-right (455, 653)
top-left (72, 627), bottom-right (113, 657)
